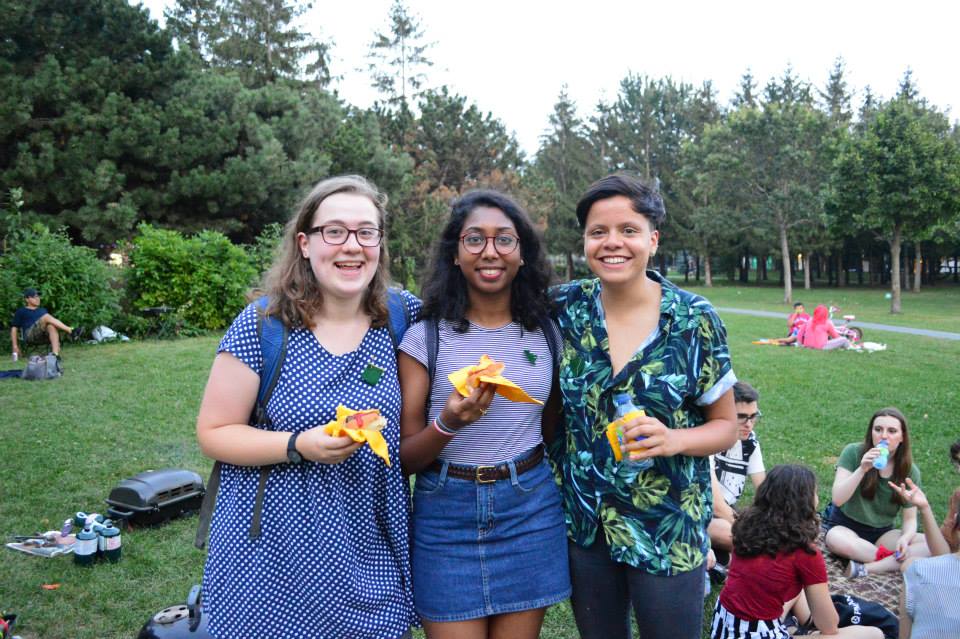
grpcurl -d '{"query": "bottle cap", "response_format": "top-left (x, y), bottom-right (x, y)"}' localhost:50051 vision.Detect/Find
top-left (614, 393), bottom-right (632, 405)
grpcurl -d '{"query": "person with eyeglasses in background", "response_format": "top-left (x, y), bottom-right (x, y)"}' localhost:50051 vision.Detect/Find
top-left (708, 381), bottom-right (768, 570)
top-left (196, 175), bottom-right (420, 639)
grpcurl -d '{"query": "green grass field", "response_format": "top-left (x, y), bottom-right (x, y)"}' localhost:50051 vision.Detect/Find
top-left (678, 278), bottom-right (960, 333)
top-left (1, 289), bottom-right (958, 639)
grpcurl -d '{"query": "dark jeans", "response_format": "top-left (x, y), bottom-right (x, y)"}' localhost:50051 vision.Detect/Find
top-left (569, 536), bottom-right (706, 639)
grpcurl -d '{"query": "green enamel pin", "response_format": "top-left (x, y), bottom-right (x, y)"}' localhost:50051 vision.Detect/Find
top-left (523, 349), bottom-right (538, 365)
top-left (362, 362), bottom-right (385, 386)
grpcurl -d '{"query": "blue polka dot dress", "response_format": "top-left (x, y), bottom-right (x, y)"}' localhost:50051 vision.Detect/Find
top-left (202, 292), bottom-right (421, 639)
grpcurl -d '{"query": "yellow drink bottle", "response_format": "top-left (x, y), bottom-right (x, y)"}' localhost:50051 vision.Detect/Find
top-left (605, 393), bottom-right (652, 469)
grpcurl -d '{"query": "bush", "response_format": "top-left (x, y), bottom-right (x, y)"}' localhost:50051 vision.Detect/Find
top-left (248, 222), bottom-right (284, 277)
top-left (0, 225), bottom-right (122, 330)
top-left (126, 224), bottom-right (257, 330)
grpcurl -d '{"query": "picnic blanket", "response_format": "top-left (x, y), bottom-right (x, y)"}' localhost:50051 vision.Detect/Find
top-left (818, 531), bottom-right (901, 617)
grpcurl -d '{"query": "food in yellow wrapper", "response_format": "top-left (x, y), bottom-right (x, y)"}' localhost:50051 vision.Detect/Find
top-left (323, 405), bottom-right (391, 466)
top-left (447, 354), bottom-right (542, 405)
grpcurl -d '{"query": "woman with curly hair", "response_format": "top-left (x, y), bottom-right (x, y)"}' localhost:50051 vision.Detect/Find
top-left (397, 189), bottom-right (569, 639)
top-left (712, 465), bottom-right (882, 639)
top-left (823, 407), bottom-right (928, 577)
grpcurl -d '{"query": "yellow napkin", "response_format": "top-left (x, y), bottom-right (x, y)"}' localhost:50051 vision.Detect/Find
top-left (323, 405), bottom-right (391, 466)
top-left (448, 354), bottom-right (543, 405)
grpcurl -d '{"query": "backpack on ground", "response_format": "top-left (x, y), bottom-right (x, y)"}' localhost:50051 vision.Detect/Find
top-left (21, 353), bottom-right (62, 381)
top-left (194, 289), bottom-right (412, 549)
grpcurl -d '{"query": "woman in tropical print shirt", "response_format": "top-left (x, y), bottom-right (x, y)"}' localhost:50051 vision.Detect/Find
top-left (550, 173), bottom-right (738, 639)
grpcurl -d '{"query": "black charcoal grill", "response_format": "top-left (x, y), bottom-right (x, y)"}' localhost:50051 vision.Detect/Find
top-left (106, 468), bottom-right (205, 527)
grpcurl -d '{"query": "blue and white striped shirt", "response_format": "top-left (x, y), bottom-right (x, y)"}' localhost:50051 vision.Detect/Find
top-left (400, 318), bottom-right (558, 465)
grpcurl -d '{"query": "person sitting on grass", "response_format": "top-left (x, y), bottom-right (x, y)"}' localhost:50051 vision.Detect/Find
top-left (10, 287), bottom-right (73, 359)
top-left (889, 440), bottom-right (960, 639)
top-left (709, 381), bottom-right (767, 565)
top-left (787, 302), bottom-right (810, 337)
top-left (796, 304), bottom-right (849, 350)
top-left (711, 464), bottom-right (882, 639)
top-left (823, 407), bottom-right (929, 578)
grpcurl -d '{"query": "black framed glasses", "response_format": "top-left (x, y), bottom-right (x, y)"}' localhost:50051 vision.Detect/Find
top-left (459, 232), bottom-right (520, 255)
top-left (306, 225), bottom-right (383, 247)
top-left (736, 411), bottom-right (763, 424)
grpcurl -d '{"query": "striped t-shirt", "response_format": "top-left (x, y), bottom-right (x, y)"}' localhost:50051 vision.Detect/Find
top-left (904, 553), bottom-right (960, 638)
top-left (399, 318), bottom-right (557, 465)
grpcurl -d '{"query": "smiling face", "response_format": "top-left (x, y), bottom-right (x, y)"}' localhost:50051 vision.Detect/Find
top-left (583, 195), bottom-right (659, 288)
top-left (456, 205), bottom-right (521, 298)
top-left (296, 192), bottom-right (381, 304)
top-left (871, 414), bottom-right (904, 454)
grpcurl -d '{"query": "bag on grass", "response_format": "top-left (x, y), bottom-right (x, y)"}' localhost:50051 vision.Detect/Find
top-left (21, 353), bottom-right (62, 380)
top-left (830, 593), bottom-right (898, 639)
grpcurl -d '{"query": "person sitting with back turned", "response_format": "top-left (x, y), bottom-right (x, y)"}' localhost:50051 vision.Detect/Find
top-left (10, 287), bottom-right (73, 360)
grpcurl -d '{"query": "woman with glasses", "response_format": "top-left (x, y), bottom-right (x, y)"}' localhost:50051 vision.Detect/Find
top-left (550, 173), bottom-right (738, 639)
top-left (397, 190), bottom-right (569, 639)
top-left (823, 407), bottom-right (928, 578)
top-left (196, 175), bottom-right (420, 638)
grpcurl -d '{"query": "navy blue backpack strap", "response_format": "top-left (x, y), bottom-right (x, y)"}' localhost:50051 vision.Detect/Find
top-left (195, 297), bottom-right (287, 549)
top-left (385, 287), bottom-right (411, 350)
top-left (424, 317), bottom-right (439, 386)
top-left (538, 316), bottom-right (560, 368)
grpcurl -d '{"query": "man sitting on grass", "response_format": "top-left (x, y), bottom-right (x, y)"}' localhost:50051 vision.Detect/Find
top-left (10, 287), bottom-right (73, 360)
top-left (709, 381), bottom-right (767, 566)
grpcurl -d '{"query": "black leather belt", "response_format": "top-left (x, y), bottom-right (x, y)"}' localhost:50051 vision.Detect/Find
top-left (427, 446), bottom-right (544, 483)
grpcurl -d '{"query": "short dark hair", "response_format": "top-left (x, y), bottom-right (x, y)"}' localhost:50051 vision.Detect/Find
top-left (22, 287), bottom-right (39, 298)
top-left (793, 302), bottom-right (804, 308)
top-left (420, 189), bottom-right (554, 332)
top-left (733, 381), bottom-right (759, 404)
top-left (575, 173), bottom-right (666, 230)
top-left (950, 439), bottom-right (960, 465)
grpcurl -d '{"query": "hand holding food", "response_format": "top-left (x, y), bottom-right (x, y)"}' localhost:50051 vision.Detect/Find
top-left (448, 354), bottom-right (542, 405)
top-left (323, 405), bottom-right (391, 465)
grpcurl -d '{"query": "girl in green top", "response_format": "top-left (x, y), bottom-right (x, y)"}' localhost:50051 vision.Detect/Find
top-left (823, 407), bottom-right (929, 577)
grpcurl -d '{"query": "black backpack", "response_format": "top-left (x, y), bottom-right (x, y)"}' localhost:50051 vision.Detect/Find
top-left (194, 289), bottom-right (412, 549)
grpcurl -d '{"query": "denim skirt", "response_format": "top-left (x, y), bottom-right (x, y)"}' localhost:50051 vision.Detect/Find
top-left (411, 449), bottom-right (571, 622)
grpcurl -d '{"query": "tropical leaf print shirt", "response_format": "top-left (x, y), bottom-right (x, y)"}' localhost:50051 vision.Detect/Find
top-left (550, 271), bottom-right (736, 576)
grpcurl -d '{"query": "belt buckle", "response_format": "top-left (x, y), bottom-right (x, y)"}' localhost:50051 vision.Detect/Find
top-left (475, 466), bottom-right (496, 483)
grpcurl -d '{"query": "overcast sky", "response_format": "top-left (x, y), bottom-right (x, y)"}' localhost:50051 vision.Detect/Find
top-left (138, 0), bottom-right (959, 156)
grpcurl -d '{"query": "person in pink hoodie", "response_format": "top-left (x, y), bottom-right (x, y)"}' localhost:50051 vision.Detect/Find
top-left (796, 304), bottom-right (849, 350)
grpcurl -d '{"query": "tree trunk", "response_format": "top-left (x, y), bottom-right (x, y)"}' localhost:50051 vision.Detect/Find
top-left (913, 242), bottom-right (922, 292)
top-left (696, 254), bottom-right (701, 284)
top-left (780, 225), bottom-right (793, 304)
top-left (704, 253), bottom-right (713, 287)
top-left (565, 252), bottom-right (573, 282)
top-left (890, 225), bottom-right (902, 313)
top-left (803, 255), bottom-right (811, 289)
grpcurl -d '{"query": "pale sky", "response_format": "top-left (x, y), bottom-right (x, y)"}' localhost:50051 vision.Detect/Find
top-left (138, 0), bottom-right (959, 156)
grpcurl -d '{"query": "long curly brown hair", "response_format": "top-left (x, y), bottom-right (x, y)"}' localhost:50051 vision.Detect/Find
top-left (859, 407), bottom-right (912, 504)
top-left (262, 175), bottom-right (392, 329)
top-left (732, 465), bottom-right (820, 558)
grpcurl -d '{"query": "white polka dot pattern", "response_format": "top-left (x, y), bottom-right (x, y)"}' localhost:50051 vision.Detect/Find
top-left (202, 292), bottom-right (421, 638)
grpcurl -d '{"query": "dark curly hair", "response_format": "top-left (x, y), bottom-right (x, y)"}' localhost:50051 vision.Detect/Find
top-left (420, 189), bottom-right (554, 332)
top-left (732, 465), bottom-right (821, 558)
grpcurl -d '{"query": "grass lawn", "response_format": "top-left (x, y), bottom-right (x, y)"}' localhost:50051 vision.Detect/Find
top-left (676, 278), bottom-right (960, 333)
top-left (1, 292), bottom-right (958, 639)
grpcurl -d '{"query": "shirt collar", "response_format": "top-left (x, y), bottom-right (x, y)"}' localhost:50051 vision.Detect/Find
top-left (591, 270), bottom-right (679, 320)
